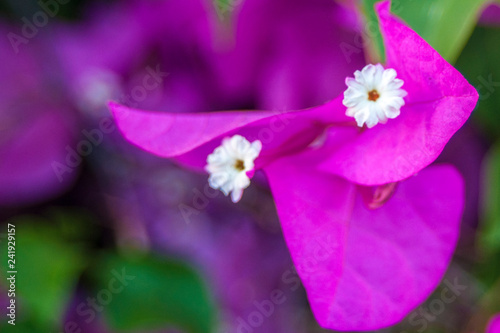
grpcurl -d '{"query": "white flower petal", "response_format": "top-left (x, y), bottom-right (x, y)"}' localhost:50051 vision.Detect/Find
top-left (342, 64), bottom-right (407, 128)
top-left (206, 135), bottom-right (262, 203)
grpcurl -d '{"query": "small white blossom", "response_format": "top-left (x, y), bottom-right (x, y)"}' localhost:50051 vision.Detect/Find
top-left (343, 64), bottom-right (407, 128)
top-left (205, 135), bottom-right (262, 203)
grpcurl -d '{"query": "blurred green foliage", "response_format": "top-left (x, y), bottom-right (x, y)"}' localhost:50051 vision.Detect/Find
top-left (455, 26), bottom-right (500, 139)
top-left (359, 0), bottom-right (386, 63)
top-left (0, 215), bottom-right (88, 329)
top-left (474, 143), bottom-right (500, 288)
top-left (90, 253), bottom-right (216, 333)
top-left (0, 209), bottom-right (216, 333)
top-left (393, 0), bottom-right (489, 64)
top-left (361, 0), bottom-right (491, 64)
top-left (479, 144), bottom-right (500, 255)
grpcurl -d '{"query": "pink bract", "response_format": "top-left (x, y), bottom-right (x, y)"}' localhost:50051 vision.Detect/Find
top-left (488, 314), bottom-right (500, 333)
top-left (265, 159), bottom-right (463, 330)
top-left (109, 1), bottom-right (470, 330)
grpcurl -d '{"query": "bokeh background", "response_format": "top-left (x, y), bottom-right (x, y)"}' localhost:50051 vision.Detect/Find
top-left (0, 0), bottom-right (500, 332)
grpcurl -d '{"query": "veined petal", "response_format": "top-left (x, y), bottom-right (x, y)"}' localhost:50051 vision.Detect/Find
top-left (266, 154), bottom-right (464, 330)
top-left (318, 0), bottom-right (478, 185)
top-left (322, 165), bottom-right (463, 330)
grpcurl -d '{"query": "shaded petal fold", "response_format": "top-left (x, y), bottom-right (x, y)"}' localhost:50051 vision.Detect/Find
top-left (110, 99), bottom-right (349, 170)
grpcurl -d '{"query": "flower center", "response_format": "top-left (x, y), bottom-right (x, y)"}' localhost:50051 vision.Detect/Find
top-left (343, 64), bottom-right (407, 128)
top-left (368, 89), bottom-right (380, 102)
top-left (234, 159), bottom-right (245, 171)
top-left (205, 135), bottom-right (262, 203)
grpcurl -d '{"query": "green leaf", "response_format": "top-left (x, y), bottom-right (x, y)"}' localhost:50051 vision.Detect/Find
top-left (361, 0), bottom-right (489, 64)
top-left (455, 26), bottom-right (500, 139)
top-left (479, 143), bottom-right (500, 256)
top-left (474, 143), bottom-right (500, 287)
top-left (0, 318), bottom-right (53, 333)
top-left (212, 0), bottom-right (240, 22)
top-left (393, 0), bottom-right (488, 63)
top-left (0, 215), bottom-right (88, 328)
top-left (359, 0), bottom-right (386, 63)
top-left (91, 253), bottom-right (216, 333)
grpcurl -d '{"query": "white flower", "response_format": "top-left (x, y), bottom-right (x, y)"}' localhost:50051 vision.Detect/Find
top-left (343, 64), bottom-right (407, 128)
top-left (205, 135), bottom-right (262, 203)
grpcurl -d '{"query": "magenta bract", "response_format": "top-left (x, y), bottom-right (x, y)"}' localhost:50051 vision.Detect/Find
top-left (488, 314), bottom-right (500, 333)
top-left (109, 0), bottom-right (472, 330)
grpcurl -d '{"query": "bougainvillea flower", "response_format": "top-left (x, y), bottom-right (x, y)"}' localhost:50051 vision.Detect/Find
top-left (110, 0), bottom-right (471, 330)
top-left (488, 314), bottom-right (500, 333)
top-left (111, 0), bottom-right (477, 189)
top-left (110, 101), bottom-right (465, 329)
